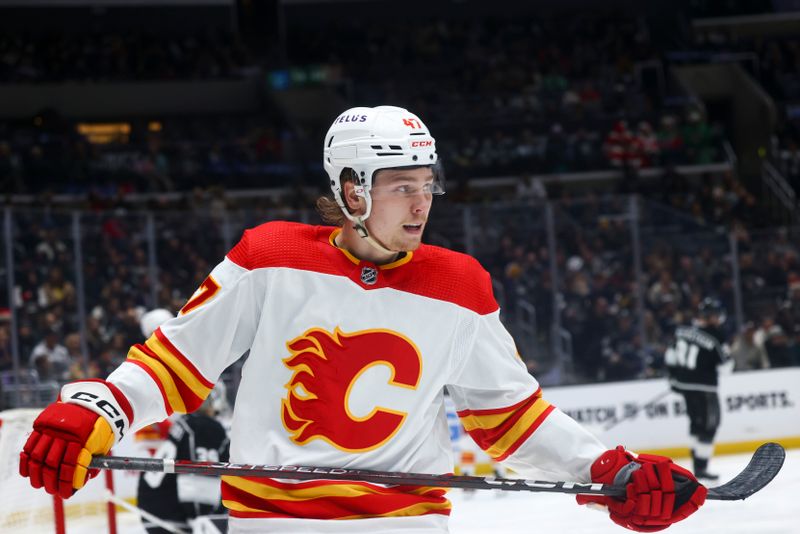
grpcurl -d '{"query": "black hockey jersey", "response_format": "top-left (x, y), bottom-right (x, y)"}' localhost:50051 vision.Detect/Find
top-left (137, 413), bottom-right (230, 528)
top-left (665, 325), bottom-right (729, 392)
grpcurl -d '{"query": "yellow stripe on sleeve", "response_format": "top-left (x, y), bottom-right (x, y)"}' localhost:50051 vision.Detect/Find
top-left (127, 346), bottom-right (188, 413)
top-left (144, 335), bottom-right (213, 401)
top-left (459, 410), bottom-right (517, 432)
top-left (483, 399), bottom-right (551, 459)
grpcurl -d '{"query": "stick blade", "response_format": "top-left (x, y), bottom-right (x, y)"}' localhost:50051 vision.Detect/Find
top-left (706, 442), bottom-right (785, 501)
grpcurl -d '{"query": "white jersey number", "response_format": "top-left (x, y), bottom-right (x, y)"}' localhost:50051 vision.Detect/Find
top-left (665, 339), bottom-right (700, 370)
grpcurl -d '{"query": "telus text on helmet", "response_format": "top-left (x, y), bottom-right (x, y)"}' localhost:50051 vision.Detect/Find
top-left (334, 114), bottom-right (368, 124)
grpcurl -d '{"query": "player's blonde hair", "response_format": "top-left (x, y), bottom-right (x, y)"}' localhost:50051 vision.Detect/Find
top-left (315, 168), bottom-right (356, 226)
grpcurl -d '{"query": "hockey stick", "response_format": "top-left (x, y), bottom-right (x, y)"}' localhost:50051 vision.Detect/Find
top-left (90, 442), bottom-right (784, 501)
top-left (602, 389), bottom-right (672, 432)
top-left (698, 441), bottom-right (785, 500)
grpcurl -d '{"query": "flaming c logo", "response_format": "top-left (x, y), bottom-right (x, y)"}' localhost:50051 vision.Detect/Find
top-left (281, 327), bottom-right (422, 452)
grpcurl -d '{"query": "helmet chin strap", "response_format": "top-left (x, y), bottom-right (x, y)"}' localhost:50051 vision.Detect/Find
top-left (339, 185), bottom-right (403, 259)
top-left (352, 215), bottom-right (401, 258)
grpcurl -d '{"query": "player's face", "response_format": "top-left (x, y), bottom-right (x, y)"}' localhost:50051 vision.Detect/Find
top-left (366, 167), bottom-right (436, 253)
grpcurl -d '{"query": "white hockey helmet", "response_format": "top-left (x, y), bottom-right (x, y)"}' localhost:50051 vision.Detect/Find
top-left (140, 308), bottom-right (174, 338)
top-left (323, 105), bottom-right (439, 223)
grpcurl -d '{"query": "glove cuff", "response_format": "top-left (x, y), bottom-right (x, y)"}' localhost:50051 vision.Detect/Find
top-left (590, 445), bottom-right (637, 484)
top-left (60, 380), bottom-right (133, 443)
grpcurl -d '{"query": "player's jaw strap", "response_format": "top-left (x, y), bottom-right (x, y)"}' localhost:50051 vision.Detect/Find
top-left (352, 216), bottom-right (402, 257)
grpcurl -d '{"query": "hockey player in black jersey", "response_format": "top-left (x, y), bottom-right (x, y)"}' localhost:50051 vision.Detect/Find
top-left (137, 385), bottom-right (230, 533)
top-left (665, 298), bottom-right (733, 481)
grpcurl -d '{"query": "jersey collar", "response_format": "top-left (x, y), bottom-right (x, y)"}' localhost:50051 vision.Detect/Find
top-left (328, 228), bottom-right (413, 270)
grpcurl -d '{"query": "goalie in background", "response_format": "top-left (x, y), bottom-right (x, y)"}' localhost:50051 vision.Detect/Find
top-left (665, 298), bottom-right (733, 481)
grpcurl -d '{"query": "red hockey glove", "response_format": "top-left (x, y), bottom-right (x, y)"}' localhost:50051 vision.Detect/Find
top-left (19, 380), bottom-right (131, 498)
top-left (576, 446), bottom-right (707, 532)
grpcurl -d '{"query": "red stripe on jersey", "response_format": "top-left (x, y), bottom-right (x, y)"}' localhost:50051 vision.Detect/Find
top-left (495, 405), bottom-right (556, 462)
top-left (154, 328), bottom-right (214, 389)
top-left (225, 221), bottom-right (498, 315)
top-left (494, 404), bottom-right (555, 462)
top-left (222, 477), bottom-right (450, 520)
top-left (227, 476), bottom-right (445, 495)
top-left (460, 394), bottom-right (540, 450)
top-left (457, 390), bottom-right (555, 461)
top-left (104, 379), bottom-right (135, 424)
top-left (136, 342), bottom-right (205, 413)
top-left (228, 508), bottom-right (451, 520)
top-left (126, 359), bottom-right (174, 416)
top-left (456, 387), bottom-right (542, 417)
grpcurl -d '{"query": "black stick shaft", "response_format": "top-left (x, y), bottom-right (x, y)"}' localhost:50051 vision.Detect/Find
top-left (90, 442), bottom-right (784, 502)
top-left (90, 455), bottom-right (625, 497)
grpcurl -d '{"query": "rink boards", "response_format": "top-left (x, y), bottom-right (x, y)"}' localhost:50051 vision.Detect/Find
top-left (544, 367), bottom-right (800, 456)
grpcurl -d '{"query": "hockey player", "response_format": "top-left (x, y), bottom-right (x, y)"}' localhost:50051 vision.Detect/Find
top-left (137, 385), bottom-right (230, 533)
top-left (20, 106), bottom-right (706, 533)
top-left (665, 298), bottom-right (733, 480)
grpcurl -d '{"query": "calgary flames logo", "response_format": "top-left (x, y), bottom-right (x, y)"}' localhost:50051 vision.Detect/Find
top-left (281, 327), bottom-right (422, 452)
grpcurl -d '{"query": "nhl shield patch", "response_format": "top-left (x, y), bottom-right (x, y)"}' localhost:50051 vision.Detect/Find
top-left (360, 266), bottom-right (378, 285)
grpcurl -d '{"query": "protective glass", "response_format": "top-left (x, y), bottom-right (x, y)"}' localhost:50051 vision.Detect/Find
top-left (369, 181), bottom-right (445, 198)
top-left (368, 163), bottom-right (446, 199)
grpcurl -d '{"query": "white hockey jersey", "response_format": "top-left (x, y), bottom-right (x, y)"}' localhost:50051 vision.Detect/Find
top-left (107, 221), bottom-right (605, 530)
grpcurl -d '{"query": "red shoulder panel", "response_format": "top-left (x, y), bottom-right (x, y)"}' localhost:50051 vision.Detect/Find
top-left (382, 244), bottom-right (499, 315)
top-left (226, 221), bottom-right (338, 273)
top-left (225, 222), bottom-right (499, 315)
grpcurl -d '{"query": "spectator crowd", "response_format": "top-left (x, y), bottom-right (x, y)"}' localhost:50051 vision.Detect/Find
top-left (1, 7), bottom-right (799, 408)
top-left (0, 29), bottom-right (255, 82)
top-left (1, 13), bottom-right (729, 197)
top-left (468, 171), bottom-right (799, 383)
top-left (3, 176), bottom-right (797, 410)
